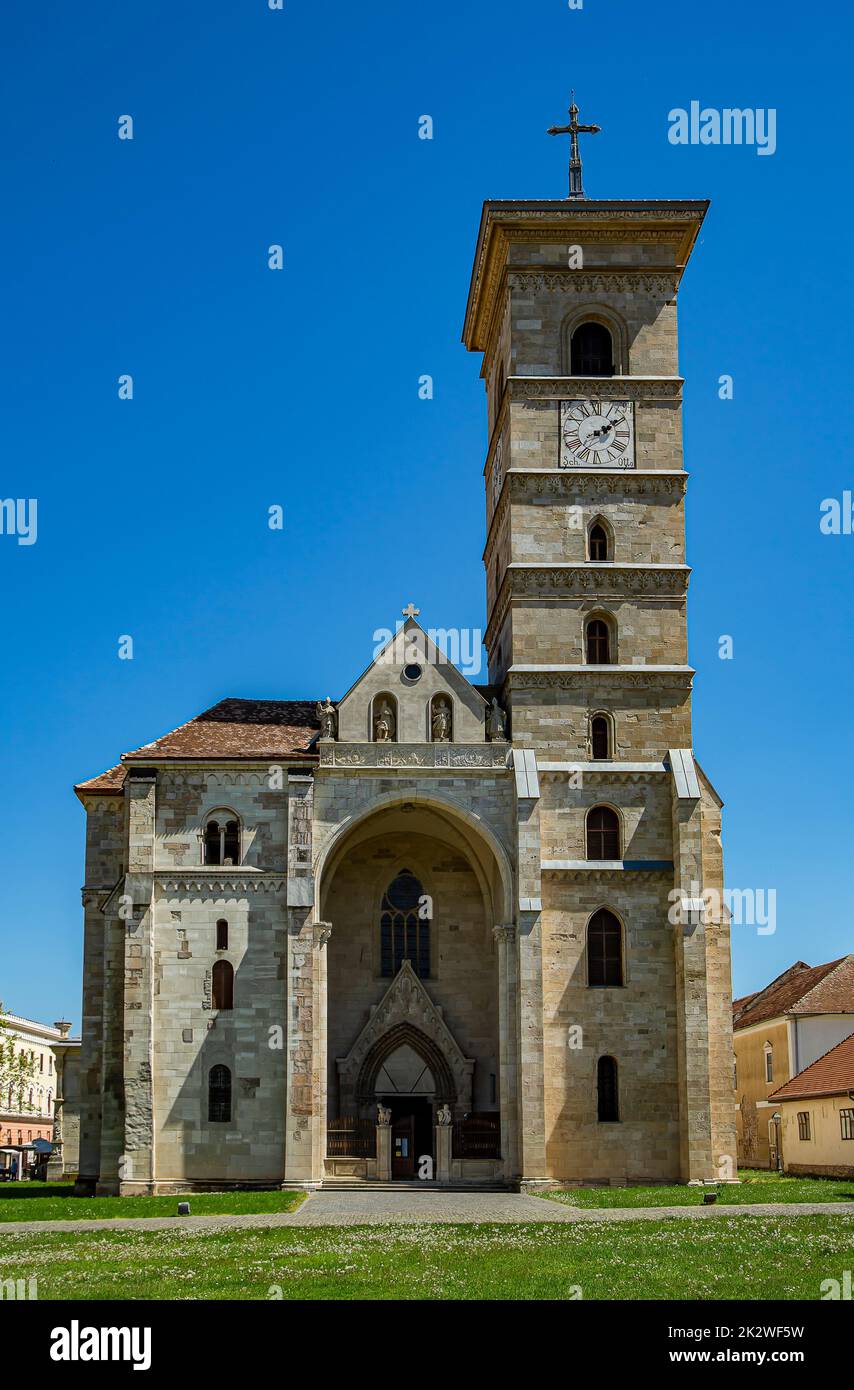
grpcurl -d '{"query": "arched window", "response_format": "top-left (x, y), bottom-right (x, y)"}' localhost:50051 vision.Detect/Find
top-left (585, 617), bottom-right (612, 664)
top-left (588, 521), bottom-right (610, 562)
top-left (208, 1065), bottom-right (232, 1123)
top-left (204, 815), bottom-right (240, 866)
top-left (591, 714), bottom-right (611, 760)
top-left (212, 960), bottom-right (234, 1011)
top-left (597, 1056), bottom-right (619, 1122)
top-left (586, 806), bottom-right (620, 860)
top-left (588, 910), bottom-right (624, 987)
top-left (380, 869), bottom-right (430, 979)
top-left (571, 322), bottom-right (614, 377)
top-left (216, 918), bottom-right (229, 951)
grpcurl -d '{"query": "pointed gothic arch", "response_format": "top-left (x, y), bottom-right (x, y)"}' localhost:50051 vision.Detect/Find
top-left (355, 1022), bottom-right (458, 1106)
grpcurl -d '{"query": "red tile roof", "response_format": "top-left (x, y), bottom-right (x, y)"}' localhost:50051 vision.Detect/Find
top-left (769, 1030), bottom-right (854, 1102)
top-left (75, 699), bottom-right (321, 794)
top-left (733, 957), bottom-right (854, 1031)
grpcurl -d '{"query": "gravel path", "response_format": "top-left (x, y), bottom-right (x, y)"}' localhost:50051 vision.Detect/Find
top-left (3, 1192), bottom-right (854, 1235)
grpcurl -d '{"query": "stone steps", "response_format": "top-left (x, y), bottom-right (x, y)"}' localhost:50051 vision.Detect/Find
top-left (320, 1180), bottom-right (512, 1193)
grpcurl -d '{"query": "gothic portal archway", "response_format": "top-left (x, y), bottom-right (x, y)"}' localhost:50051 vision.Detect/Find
top-left (356, 1022), bottom-right (457, 1106)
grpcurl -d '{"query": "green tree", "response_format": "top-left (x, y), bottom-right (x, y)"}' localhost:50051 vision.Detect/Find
top-left (0, 1004), bottom-right (39, 1115)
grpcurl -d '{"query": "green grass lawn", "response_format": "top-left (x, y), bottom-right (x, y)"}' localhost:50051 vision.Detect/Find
top-left (0, 1184), bottom-right (305, 1223)
top-left (542, 1169), bottom-right (854, 1209)
top-left (2, 1215), bottom-right (852, 1299)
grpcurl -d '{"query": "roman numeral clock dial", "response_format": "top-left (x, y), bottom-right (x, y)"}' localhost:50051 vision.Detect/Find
top-left (560, 399), bottom-right (635, 469)
top-left (490, 434), bottom-right (504, 509)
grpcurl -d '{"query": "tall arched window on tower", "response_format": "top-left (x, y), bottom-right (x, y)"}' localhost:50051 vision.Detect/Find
top-left (212, 960), bottom-right (234, 1011)
top-left (216, 918), bottom-right (229, 950)
top-left (571, 321), bottom-right (614, 377)
top-left (380, 869), bottom-right (430, 979)
top-left (588, 520), bottom-right (610, 562)
top-left (208, 1065), bottom-right (232, 1123)
top-left (591, 714), bottom-right (611, 760)
top-left (597, 1056), bottom-right (620, 1122)
top-left (587, 909), bottom-right (624, 987)
top-left (204, 814), bottom-right (241, 866)
top-left (586, 806), bottom-right (620, 860)
top-left (585, 617), bottom-right (612, 664)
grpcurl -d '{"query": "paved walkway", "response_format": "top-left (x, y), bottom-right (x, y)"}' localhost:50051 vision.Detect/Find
top-left (3, 1191), bottom-right (854, 1235)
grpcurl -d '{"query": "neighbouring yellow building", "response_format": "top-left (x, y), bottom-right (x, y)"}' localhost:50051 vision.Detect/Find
top-left (769, 1032), bottom-right (854, 1178)
top-left (733, 956), bottom-right (854, 1169)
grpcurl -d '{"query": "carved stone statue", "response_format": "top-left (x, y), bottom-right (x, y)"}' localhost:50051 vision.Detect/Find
top-left (486, 697), bottom-right (507, 741)
top-left (431, 698), bottom-right (452, 743)
top-left (374, 699), bottom-right (396, 743)
top-left (316, 696), bottom-right (337, 740)
top-left (436, 1103), bottom-right (452, 1127)
top-left (376, 1102), bottom-right (392, 1127)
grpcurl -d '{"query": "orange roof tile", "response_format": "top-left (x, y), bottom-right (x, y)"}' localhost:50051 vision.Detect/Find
top-left (733, 958), bottom-right (854, 1031)
top-left (75, 698), bottom-right (320, 794)
top-left (770, 1030), bottom-right (854, 1102)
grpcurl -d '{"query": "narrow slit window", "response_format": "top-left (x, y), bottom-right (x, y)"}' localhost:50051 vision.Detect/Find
top-left (589, 523), bottom-right (609, 561)
top-left (597, 1056), bottom-right (619, 1122)
top-left (591, 715), bottom-right (610, 760)
top-left (209, 1065), bottom-right (232, 1123)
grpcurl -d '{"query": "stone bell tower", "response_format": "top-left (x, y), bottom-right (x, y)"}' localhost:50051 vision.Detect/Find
top-left (462, 148), bottom-right (737, 1181)
top-left (463, 196), bottom-right (704, 755)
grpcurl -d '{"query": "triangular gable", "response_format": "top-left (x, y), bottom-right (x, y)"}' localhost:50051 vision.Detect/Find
top-left (336, 618), bottom-right (489, 744)
top-left (337, 618), bottom-right (488, 711)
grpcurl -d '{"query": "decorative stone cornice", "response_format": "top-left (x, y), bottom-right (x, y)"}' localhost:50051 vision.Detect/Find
top-left (515, 562), bottom-right (688, 596)
top-left (486, 564), bottom-right (689, 647)
top-left (463, 200), bottom-right (707, 353)
top-left (156, 872), bottom-right (288, 896)
top-left (508, 666), bottom-right (694, 692)
top-left (508, 375), bottom-right (683, 402)
top-left (508, 270), bottom-right (679, 300)
top-left (318, 742), bottom-right (510, 771)
top-left (511, 468), bottom-right (687, 500)
top-left (484, 469), bottom-right (687, 562)
top-left (159, 768), bottom-right (306, 790)
top-left (79, 796), bottom-right (124, 815)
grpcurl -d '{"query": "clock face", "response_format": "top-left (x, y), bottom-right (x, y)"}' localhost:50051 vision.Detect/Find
top-left (560, 399), bottom-right (635, 469)
top-left (491, 435), bottom-right (504, 508)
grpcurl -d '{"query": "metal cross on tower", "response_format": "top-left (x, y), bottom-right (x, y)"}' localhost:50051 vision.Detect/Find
top-left (547, 92), bottom-right (601, 200)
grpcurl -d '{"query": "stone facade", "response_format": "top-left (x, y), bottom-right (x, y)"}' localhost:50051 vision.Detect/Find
top-left (73, 196), bottom-right (735, 1194)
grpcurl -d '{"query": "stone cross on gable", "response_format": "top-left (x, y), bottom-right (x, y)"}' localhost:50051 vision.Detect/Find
top-left (402, 603), bottom-right (420, 620)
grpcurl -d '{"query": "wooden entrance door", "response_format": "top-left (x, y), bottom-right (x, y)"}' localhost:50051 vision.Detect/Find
top-left (391, 1113), bottom-right (416, 1179)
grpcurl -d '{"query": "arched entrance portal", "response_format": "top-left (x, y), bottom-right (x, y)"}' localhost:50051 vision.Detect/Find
top-left (362, 1027), bottom-right (448, 1181)
top-left (319, 796), bottom-right (513, 1182)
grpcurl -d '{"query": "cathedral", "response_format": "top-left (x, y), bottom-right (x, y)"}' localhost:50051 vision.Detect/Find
top-left (74, 135), bottom-right (736, 1193)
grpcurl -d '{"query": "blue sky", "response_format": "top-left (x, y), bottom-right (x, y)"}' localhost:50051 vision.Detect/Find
top-left (1, 0), bottom-right (851, 1025)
